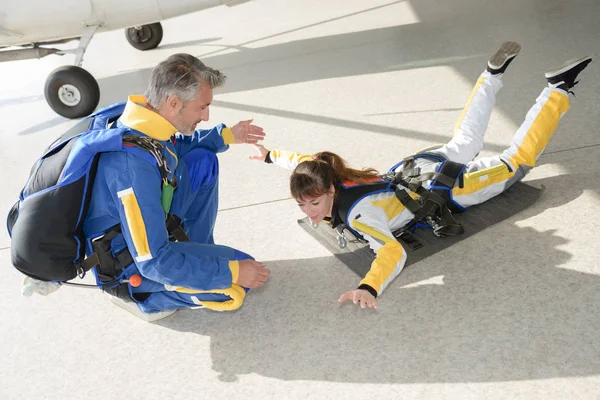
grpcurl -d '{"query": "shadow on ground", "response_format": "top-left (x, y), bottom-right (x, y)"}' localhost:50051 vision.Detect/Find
top-left (155, 170), bottom-right (600, 384)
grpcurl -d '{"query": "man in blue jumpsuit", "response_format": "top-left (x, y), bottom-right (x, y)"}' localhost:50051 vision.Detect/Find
top-left (83, 53), bottom-right (270, 320)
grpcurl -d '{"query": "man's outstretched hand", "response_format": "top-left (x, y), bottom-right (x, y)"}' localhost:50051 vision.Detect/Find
top-left (236, 259), bottom-right (270, 288)
top-left (231, 119), bottom-right (266, 144)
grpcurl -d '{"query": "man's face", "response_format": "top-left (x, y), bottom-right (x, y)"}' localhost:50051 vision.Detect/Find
top-left (170, 84), bottom-right (213, 135)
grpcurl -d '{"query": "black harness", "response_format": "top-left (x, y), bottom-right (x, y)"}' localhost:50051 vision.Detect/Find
top-left (388, 154), bottom-right (466, 248)
top-left (329, 153), bottom-right (467, 250)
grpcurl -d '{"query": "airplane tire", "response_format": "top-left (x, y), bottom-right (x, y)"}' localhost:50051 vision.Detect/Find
top-left (125, 23), bottom-right (163, 51)
top-left (44, 66), bottom-right (100, 119)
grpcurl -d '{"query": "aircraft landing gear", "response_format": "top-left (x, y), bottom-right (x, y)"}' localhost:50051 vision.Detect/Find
top-left (40, 25), bottom-right (101, 119)
top-left (2, 20), bottom-right (165, 119)
top-left (125, 22), bottom-right (163, 51)
top-left (44, 65), bottom-right (100, 119)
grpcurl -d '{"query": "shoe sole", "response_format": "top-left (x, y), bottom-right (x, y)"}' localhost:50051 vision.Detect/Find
top-left (110, 295), bottom-right (178, 322)
top-left (488, 41), bottom-right (521, 70)
top-left (545, 55), bottom-right (592, 78)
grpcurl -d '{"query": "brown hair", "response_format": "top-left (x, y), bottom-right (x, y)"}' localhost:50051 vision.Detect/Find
top-left (290, 151), bottom-right (380, 200)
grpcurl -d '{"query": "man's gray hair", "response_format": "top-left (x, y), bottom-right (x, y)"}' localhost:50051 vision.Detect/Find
top-left (145, 53), bottom-right (226, 108)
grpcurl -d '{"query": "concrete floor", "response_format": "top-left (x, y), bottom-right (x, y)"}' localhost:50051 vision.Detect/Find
top-left (1, 0), bottom-right (599, 398)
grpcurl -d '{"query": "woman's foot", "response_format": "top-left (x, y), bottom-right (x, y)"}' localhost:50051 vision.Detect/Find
top-left (545, 56), bottom-right (592, 92)
top-left (487, 41), bottom-right (521, 75)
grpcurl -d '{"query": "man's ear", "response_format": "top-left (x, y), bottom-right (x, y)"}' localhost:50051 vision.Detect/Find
top-left (164, 94), bottom-right (183, 114)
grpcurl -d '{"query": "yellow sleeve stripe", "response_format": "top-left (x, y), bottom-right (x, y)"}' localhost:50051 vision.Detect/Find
top-left (350, 220), bottom-right (403, 293)
top-left (359, 240), bottom-right (405, 294)
top-left (454, 76), bottom-right (485, 136)
top-left (270, 150), bottom-right (313, 163)
top-left (222, 127), bottom-right (235, 145)
top-left (351, 220), bottom-right (395, 245)
top-left (117, 188), bottom-right (152, 262)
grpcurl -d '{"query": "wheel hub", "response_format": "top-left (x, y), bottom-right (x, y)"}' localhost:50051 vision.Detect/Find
top-left (131, 26), bottom-right (151, 43)
top-left (57, 84), bottom-right (81, 106)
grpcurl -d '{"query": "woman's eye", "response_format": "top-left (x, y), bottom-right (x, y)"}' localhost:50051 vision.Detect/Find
top-left (311, 202), bottom-right (320, 206)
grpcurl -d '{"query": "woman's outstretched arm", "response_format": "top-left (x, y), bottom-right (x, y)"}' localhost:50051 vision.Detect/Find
top-left (249, 144), bottom-right (313, 170)
top-left (340, 207), bottom-right (408, 309)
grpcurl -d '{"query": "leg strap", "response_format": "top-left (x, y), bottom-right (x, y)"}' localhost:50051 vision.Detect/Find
top-left (392, 160), bottom-right (466, 245)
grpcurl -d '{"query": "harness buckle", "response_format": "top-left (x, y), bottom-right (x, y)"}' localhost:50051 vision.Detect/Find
top-left (425, 215), bottom-right (446, 237)
top-left (393, 230), bottom-right (423, 250)
top-left (336, 227), bottom-right (348, 249)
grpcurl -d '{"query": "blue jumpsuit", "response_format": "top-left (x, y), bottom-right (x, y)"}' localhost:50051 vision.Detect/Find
top-left (83, 96), bottom-right (249, 313)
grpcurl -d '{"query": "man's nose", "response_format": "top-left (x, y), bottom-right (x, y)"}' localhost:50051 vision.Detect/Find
top-left (201, 107), bottom-right (210, 121)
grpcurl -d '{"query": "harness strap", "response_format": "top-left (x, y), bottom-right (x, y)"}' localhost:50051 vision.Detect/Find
top-left (435, 204), bottom-right (465, 237)
top-left (166, 213), bottom-right (190, 242)
top-left (91, 224), bottom-right (128, 282)
top-left (393, 230), bottom-right (423, 250)
top-left (394, 187), bottom-right (421, 214)
top-left (76, 253), bottom-right (100, 278)
top-left (390, 171), bottom-right (457, 191)
top-left (418, 172), bottom-right (457, 188)
top-left (122, 135), bottom-right (177, 213)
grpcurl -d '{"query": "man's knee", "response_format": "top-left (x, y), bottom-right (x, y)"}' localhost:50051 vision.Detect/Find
top-left (183, 148), bottom-right (219, 192)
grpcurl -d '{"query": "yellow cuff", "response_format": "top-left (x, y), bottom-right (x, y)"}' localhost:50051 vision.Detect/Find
top-left (229, 260), bottom-right (240, 284)
top-left (194, 284), bottom-right (247, 311)
top-left (222, 127), bottom-right (235, 145)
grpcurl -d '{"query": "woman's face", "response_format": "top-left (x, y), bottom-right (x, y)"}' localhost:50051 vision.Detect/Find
top-left (295, 186), bottom-right (335, 224)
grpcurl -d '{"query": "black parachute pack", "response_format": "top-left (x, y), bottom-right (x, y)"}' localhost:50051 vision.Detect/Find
top-left (6, 102), bottom-right (186, 286)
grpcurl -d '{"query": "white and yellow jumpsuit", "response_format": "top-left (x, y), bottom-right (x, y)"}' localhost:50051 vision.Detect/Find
top-left (268, 70), bottom-right (571, 297)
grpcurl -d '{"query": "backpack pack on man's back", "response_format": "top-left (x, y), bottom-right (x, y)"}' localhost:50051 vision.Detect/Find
top-left (6, 102), bottom-right (149, 283)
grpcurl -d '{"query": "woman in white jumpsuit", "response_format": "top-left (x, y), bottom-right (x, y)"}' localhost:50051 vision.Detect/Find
top-left (252, 42), bottom-right (592, 309)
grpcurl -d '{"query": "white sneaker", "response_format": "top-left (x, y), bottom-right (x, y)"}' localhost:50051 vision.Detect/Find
top-left (109, 295), bottom-right (178, 322)
top-left (21, 277), bottom-right (61, 297)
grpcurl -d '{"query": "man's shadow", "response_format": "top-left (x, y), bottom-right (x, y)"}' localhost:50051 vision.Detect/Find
top-left (154, 171), bottom-right (600, 384)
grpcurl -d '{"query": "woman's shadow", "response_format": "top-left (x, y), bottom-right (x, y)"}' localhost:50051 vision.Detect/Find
top-left (154, 171), bottom-right (600, 384)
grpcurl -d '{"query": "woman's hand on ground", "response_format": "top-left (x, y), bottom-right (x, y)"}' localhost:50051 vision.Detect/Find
top-left (338, 289), bottom-right (379, 309)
